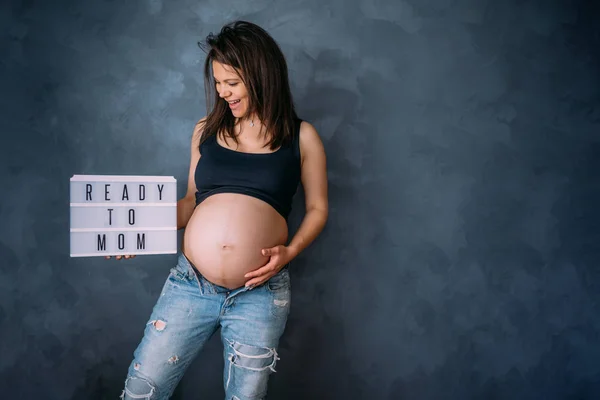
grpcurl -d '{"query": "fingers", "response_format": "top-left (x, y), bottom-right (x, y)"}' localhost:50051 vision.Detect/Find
top-left (244, 267), bottom-right (266, 280)
top-left (245, 260), bottom-right (282, 288)
top-left (245, 270), bottom-right (275, 288)
top-left (244, 261), bottom-right (276, 279)
top-left (245, 276), bottom-right (267, 288)
top-left (105, 255), bottom-right (136, 260)
top-left (261, 246), bottom-right (281, 256)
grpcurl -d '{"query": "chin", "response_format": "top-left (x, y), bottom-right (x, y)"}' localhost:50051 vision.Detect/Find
top-left (233, 109), bottom-right (247, 118)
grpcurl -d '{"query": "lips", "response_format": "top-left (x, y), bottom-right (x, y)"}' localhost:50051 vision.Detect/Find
top-left (228, 99), bottom-right (241, 110)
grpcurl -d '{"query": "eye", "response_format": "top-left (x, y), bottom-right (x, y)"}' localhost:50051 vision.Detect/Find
top-left (230, 83), bottom-right (238, 87)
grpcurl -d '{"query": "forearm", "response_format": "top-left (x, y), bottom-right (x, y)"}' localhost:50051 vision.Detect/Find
top-left (287, 208), bottom-right (328, 259)
top-left (177, 195), bottom-right (196, 230)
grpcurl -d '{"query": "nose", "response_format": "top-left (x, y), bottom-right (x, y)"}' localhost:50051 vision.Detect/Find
top-left (218, 88), bottom-right (231, 99)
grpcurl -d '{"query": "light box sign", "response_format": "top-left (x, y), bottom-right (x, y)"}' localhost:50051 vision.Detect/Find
top-left (70, 175), bottom-right (177, 257)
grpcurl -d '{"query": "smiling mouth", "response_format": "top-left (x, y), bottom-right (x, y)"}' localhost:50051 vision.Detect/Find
top-left (228, 99), bottom-right (241, 104)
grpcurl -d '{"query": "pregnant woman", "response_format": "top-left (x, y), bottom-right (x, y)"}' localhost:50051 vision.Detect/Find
top-left (120, 21), bottom-right (328, 400)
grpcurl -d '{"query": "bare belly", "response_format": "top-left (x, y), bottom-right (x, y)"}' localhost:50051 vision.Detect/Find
top-left (182, 193), bottom-right (288, 289)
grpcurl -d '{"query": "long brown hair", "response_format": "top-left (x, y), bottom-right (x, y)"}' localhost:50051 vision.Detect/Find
top-left (197, 21), bottom-right (298, 150)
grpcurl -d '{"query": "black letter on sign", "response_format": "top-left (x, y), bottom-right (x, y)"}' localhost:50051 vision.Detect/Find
top-left (118, 234), bottom-right (125, 250)
top-left (86, 184), bottom-right (93, 201)
top-left (157, 184), bottom-right (164, 200)
top-left (105, 184), bottom-right (111, 201)
top-left (97, 234), bottom-right (106, 251)
top-left (128, 209), bottom-right (135, 225)
top-left (137, 233), bottom-right (146, 250)
top-left (108, 208), bottom-right (114, 225)
top-left (139, 184), bottom-right (146, 201)
top-left (122, 184), bottom-right (129, 201)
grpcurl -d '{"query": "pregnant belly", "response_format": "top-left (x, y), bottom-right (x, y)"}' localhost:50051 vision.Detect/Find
top-left (182, 193), bottom-right (289, 289)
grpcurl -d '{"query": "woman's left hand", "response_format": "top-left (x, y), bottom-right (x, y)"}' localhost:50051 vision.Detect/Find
top-left (244, 245), bottom-right (293, 288)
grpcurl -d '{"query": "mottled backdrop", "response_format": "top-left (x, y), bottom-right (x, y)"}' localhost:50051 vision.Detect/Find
top-left (1, 0), bottom-right (599, 399)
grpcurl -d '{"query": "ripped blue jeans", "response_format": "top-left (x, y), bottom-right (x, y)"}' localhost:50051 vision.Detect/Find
top-left (120, 253), bottom-right (291, 400)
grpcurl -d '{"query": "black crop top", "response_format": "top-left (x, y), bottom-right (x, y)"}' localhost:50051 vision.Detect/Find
top-left (194, 119), bottom-right (302, 219)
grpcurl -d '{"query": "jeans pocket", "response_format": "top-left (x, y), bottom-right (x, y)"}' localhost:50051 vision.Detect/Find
top-left (266, 267), bottom-right (290, 292)
top-left (266, 268), bottom-right (291, 318)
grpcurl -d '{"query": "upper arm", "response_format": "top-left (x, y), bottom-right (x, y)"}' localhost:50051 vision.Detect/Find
top-left (299, 121), bottom-right (328, 213)
top-left (185, 118), bottom-right (206, 199)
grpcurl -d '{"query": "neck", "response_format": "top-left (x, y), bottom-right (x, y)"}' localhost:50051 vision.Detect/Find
top-left (238, 113), bottom-right (260, 126)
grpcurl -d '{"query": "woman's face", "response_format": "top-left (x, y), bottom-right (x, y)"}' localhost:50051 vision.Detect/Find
top-left (213, 61), bottom-right (251, 119)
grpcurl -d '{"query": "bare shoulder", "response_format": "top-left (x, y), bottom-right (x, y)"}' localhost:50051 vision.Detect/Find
top-left (299, 121), bottom-right (326, 163)
top-left (195, 116), bottom-right (207, 128)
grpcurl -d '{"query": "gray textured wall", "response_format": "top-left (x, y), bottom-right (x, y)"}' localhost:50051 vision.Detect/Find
top-left (1, 0), bottom-right (599, 399)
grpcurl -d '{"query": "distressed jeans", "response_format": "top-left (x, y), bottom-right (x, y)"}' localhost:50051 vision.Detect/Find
top-left (120, 253), bottom-right (291, 400)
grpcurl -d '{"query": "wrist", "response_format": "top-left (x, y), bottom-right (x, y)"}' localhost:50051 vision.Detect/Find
top-left (287, 243), bottom-right (301, 259)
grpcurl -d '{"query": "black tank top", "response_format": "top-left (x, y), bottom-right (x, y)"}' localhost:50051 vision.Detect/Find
top-left (194, 119), bottom-right (302, 220)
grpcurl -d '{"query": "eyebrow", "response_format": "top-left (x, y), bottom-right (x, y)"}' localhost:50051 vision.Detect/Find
top-left (213, 77), bottom-right (240, 83)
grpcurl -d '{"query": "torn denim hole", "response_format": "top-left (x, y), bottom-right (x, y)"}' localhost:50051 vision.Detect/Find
top-left (168, 355), bottom-right (179, 364)
top-left (225, 340), bottom-right (280, 390)
top-left (147, 319), bottom-right (166, 331)
top-left (121, 376), bottom-right (155, 399)
top-left (273, 299), bottom-right (288, 307)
